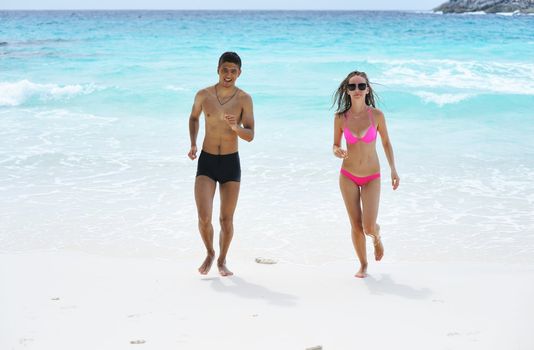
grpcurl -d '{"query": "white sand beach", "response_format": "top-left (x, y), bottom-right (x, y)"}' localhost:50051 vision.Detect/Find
top-left (2, 8), bottom-right (534, 350)
top-left (2, 251), bottom-right (533, 350)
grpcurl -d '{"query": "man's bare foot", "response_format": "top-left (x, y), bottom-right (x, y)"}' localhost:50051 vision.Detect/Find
top-left (369, 224), bottom-right (384, 261)
top-left (198, 253), bottom-right (215, 275)
top-left (217, 260), bottom-right (233, 277)
top-left (355, 263), bottom-right (368, 278)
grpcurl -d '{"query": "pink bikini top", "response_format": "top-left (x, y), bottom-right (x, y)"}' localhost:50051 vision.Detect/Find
top-left (343, 107), bottom-right (377, 144)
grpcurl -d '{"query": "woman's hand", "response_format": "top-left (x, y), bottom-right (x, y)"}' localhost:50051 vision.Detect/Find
top-left (333, 145), bottom-right (348, 159)
top-left (391, 169), bottom-right (400, 190)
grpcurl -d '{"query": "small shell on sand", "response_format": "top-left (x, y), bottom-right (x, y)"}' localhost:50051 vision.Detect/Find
top-left (130, 340), bottom-right (146, 344)
top-left (255, 257), bottom-right (278, 264)
top-left (306, 346), bottom-right (322, 350)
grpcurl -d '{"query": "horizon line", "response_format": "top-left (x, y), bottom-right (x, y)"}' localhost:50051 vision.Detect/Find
top-left (0, 8), bottom-right (437, 12)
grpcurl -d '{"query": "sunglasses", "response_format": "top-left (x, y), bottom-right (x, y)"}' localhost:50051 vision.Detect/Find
top-left (347, 83), bottom-right (367, 91)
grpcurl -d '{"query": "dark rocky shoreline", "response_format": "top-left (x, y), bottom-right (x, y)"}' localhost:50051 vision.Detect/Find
top-left (434, 0), bottom-right (534, 13)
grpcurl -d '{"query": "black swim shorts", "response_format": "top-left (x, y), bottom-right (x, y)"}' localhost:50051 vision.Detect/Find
top-left (196, 150), bottom-right (241, 183)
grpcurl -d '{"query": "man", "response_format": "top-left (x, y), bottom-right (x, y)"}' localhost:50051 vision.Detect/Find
top-left (188, 52), bottom-right (255, 276)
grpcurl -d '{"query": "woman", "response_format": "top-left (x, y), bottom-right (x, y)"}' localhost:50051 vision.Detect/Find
top-left (332, 71), bottom-right (399, 278)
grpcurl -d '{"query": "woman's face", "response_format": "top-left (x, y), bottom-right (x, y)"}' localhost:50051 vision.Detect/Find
top-left (347, 75), bottom-right (369, 99)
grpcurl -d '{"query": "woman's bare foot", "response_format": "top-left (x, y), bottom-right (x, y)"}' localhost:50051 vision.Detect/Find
top-left (198, 253), bottom-right (215, 275)
top-left (217, 259), bottom-right (233, 277)
top-left (355, 263), bottom-right (368, 278)
top-left (368, 224), bottom-right (384, 261)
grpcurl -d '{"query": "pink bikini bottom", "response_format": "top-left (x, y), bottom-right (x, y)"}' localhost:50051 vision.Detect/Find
top-left (340, 168), bottom-right (381, 187)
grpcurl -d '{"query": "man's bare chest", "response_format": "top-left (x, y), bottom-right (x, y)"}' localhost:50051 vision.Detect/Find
top-left (202, 97), bottom-right (242, 121)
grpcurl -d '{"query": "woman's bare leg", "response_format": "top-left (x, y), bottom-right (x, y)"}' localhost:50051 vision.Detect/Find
top-left (361, 178), bottom-right (383, 261)
top-left (339, 174), bottom-right (368, 277)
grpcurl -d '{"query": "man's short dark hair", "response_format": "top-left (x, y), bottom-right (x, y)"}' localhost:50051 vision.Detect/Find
top-left (218, 52), bottom-right (241, 69)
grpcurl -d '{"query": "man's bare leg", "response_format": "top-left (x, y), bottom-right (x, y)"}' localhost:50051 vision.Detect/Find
top-left (195, 175), bottom-right (217, 274)
top-left (218, 181), bottom-right (240, 276)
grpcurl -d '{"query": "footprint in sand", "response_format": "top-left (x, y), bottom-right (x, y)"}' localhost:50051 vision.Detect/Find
top-left (127, 313), bottom-right (151, 318)
top-left (60, 305), bottom-right (77, 310)
top-left (19, 338), bottom-right (34, 345)
top-left (255, 257), bottom-right (277, 264)
top-left (447, 332), bottom-right (460, 337)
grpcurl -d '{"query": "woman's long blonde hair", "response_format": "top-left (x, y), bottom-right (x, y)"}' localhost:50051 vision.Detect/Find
top-left (332, 71), bottom-right (377, 113)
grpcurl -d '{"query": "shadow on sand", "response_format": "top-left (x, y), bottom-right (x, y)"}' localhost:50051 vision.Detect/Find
top-left (363, 274), bottom-right (432, 300)
top-left (205, 276), bottom-right (298, 307)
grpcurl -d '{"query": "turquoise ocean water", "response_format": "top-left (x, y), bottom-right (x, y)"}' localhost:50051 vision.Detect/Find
top-left (1, 11), bottom-right (533, 264)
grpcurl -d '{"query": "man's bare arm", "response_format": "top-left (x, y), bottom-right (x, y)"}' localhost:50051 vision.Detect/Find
top-left (225, 93), bottom-right (254, 142)
top-left (188, 91), bottom-right (204, 160)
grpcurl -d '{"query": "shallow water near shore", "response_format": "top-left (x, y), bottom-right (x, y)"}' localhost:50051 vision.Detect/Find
top-left (1, 11), bottom-right (533, 264)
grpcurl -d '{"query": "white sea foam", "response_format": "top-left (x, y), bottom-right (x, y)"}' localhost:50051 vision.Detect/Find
top-left (0, 80), bottom-right (99, 106)
top-left (165, 85), bottom-right (188, 92)
top-left (414, 91), bottom-right (473, 106)
top-left (461, 11), bottom-right (487, 15)
top-left (376, 59), bottom-right (534, 95)
top-left (34, 109), bottom-right (117, 123)
top-left (253, 56), bottom-right (534, 96)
